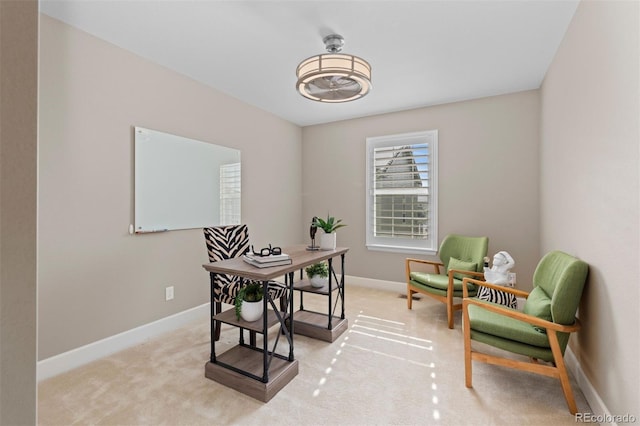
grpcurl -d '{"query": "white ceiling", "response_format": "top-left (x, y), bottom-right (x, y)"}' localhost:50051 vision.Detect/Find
top-left (39, 0), bottom-right (579, 127)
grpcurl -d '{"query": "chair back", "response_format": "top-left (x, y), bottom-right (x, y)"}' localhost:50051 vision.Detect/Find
top-left (438, 234), bottom-right (489, 273)
top-left (203, 224), bottom-right (250, 263)
top-left (532, 251), bottom-right (588, 325)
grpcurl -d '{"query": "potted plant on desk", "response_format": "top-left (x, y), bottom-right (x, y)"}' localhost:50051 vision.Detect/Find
top-left (305, 261), bottom-right (329, 288)
top-left (234, 282), bottom-right (263, 322)
top-left (313, 215), bottom-right (346, 250)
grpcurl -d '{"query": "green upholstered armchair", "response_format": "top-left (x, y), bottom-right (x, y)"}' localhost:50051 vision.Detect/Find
top-left (462, 250), bottom-right (588, 414)
top-left (406, 234), bottom-right (489, 329)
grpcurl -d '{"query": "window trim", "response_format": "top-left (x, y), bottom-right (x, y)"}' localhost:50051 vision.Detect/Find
top-left (365, 130), bottom-right (438, 255)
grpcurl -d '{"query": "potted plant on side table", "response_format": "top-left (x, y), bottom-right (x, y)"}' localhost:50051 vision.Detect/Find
top-left (313, 215), bottom-right (347, 250)
top-left (234, 282), bottom-right (263, 322)
top-left (305, 261), bottom-right (329, 288)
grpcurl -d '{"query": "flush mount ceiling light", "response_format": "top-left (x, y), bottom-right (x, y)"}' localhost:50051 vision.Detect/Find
top-left (296, 34), bottom-right (372, 103)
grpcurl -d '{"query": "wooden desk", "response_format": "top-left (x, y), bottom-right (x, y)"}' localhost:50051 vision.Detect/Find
top-left (202, 245), bottom-right (348, 402)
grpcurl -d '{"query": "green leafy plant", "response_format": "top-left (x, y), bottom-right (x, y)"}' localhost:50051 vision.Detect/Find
top-left (313, 215), bottom-right (347, 234)
top-left (234, 282), bottom-right (263, 320)
top-left (305, 262), bottom-right (329, 278)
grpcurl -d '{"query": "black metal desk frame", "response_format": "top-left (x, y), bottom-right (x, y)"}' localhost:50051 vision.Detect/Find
top-left (202, 246), bottom-right (349, 396)
top-left (208, 272), bottom-right (295, 383)
top-left (293, 254), bottom-right (346, 329)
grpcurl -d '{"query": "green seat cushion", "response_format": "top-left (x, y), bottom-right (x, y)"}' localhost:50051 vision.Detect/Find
top-left (447, 257), bottom-right (478, 280)
top-left (410, 272), bottom-right (477, 296)
top-left (470, 329), bottom-right (554, 362)
top-left (467, 302), bottom-right (551, 348)
top-left (523, 287), bottom-right (552, 332)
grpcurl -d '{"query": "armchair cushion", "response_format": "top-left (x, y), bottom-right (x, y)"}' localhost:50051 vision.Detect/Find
top-left (533, 251), bottom-right (588, 325)
top-left (467, 302), bottom-right (551, 349)
top-left (447, 257), bottom-right (478, 280)
top-left (523, 287), bottom-right (552, 332)
top-left (410, 272), bottom-right (477, 294)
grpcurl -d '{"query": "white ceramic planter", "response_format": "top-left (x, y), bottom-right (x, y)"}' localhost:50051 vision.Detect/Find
top-left (309, 275), bottom-right (328, 288)
top-left (240, 300), bottom-right (263, 322)
top-left (319, 232), bottom-right (336, 250)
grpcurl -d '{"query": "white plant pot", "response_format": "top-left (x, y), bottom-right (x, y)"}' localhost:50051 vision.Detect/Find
top-left (240, 300), bottom-right (263, 322)
top-left (319, 232), bottom-right (336, 250)
top-left (309, 275), bottom-right (328, 288)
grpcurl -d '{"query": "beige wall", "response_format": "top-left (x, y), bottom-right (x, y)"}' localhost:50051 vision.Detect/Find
top-left (38, 15), bottom-right (303, 359)
top-left (540, 0), bottom-right (639, 417)
top-left (0, 1), bottom-right (38, 423)
top-left (302, 91), bottom-right (540, 288)
top-left (36, 1), bottom-right (640, 418)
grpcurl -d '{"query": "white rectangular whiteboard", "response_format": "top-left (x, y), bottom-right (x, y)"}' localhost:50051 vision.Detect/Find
top-left (134, 126), bottom-right (241, 232)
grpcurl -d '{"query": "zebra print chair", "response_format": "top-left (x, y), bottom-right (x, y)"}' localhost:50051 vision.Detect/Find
top-left (203, 224), bottom-right (287, 340)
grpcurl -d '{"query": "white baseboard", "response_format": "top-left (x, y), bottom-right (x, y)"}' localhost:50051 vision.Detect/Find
top-left (36, 276), bottom-right (393, 382)
top-left (565, 347), bottom-right (612, 420)
top-left (345, 274), bottom-right (404, 291)
top-left (37, 303), bottom-right (210, 382)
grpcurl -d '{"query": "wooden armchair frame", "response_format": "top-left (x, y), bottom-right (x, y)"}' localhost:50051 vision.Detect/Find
top-left (406, 258), bottom-right (484, 329)
top-left (462, 277), bottom-right (582, 414)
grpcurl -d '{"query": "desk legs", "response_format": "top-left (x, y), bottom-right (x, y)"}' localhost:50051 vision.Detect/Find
top-left (327, 258), bottom-right (334, 330)
top-left (340, 253), bottom-right (346, 320)
top-left (209, 273), bottom-right (217, 363)
top-left (288, 271), bottom-right (295, 361)
top-left (261, 280), bottom-right (268, 382)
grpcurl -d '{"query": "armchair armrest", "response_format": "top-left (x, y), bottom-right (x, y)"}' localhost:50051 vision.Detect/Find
top-left (462, 277), bottom-right (530, 299)
top-left (448, 270), bottom-right (485, 279)
top-left (406, 258), bottom-right (444, 276)
top-left (462, 297), bottom-right (581, 334)
top-left (448, 270), bottom-right (484, 293)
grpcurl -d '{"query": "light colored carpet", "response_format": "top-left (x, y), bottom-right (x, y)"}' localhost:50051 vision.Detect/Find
top-left (38, 284), bottom-right (591, 425)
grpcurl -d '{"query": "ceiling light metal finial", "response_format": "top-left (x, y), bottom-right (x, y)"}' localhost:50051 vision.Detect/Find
top-left (296, 34), bottom-right (372, 103)
top-left (323, 34), bottom-right (344, 53)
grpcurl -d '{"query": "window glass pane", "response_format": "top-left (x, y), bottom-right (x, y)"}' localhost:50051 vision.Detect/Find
top-left (220, 162), bottom-right (241, 225)
top-left (366, 131), bottom-right (437, 254)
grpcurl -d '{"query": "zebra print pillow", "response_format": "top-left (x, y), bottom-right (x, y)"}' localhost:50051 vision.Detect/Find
top-left (477, 286), bottom-right (517, 309)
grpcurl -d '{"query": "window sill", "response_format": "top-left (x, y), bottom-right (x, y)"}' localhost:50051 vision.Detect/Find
top-left (366, 244), bottom-right (437, 256)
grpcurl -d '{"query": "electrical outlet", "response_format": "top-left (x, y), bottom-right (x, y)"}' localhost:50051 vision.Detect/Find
top-left (165, 286), bottom-right (174, 301)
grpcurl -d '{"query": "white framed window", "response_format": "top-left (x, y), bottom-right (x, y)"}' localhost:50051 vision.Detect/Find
top-left (220, 162), bottom-right (241, 225)
top-left (366, 130), bottom-right (438, 254)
